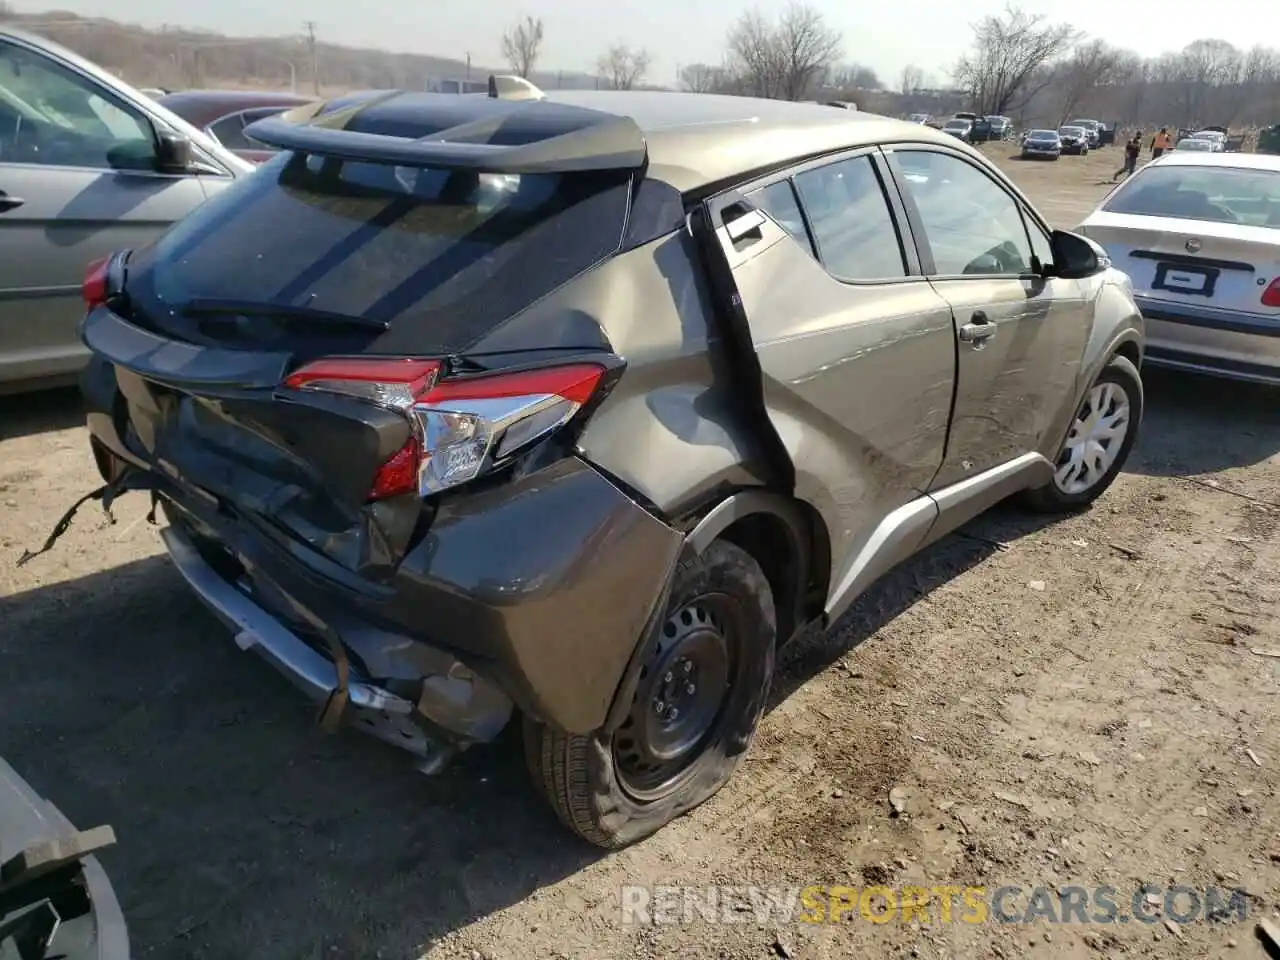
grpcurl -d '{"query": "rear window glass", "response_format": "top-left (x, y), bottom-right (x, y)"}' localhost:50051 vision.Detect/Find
top-left (128, 151), bottom-right (631, 351)
top-left (1103, 165), bottom-right (1280, 228)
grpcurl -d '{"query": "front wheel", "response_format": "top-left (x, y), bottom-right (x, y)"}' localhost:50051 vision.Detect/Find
top-left (524, 539), bottom-right (776, 848)
top-left (1024, 354), bottom-right (1143, 513)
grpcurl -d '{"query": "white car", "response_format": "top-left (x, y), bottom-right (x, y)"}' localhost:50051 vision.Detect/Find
top-left (1175, 138), bottom-right (1216, 152)
top-left (1192, 130), bottom-right (1227, 152)
top-left (1076, 151), bottom-right (1280, 385)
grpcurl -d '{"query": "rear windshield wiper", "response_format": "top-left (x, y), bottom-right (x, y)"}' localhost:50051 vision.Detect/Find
top-left (177, 298), bottom-right (390, 331)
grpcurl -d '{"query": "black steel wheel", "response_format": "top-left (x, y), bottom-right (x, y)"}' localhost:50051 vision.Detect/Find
top-left (524, 539), bottom-right (777, 848)
top-left (613, 593), bottom-right (742, 800)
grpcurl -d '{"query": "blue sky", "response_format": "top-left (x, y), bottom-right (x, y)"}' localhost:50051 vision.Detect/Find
top-left (10, 0), bottom-right (1265, 86)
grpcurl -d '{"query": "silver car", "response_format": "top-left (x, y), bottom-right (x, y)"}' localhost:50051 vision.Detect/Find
top-left (1077, 150), bottom-right (1280, 384)
top-left (0, 27), bottom-right (252, 393)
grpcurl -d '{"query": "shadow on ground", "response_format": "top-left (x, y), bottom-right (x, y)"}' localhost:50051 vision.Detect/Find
top-left (0, 515), bottom-right (1050, 959)
top-left (0, 363), bottom-right (1271, 958)
top-left (1129, 368), bottom-right (1280, 477)
top-left (0, 557), bottom-right (599, 959)
top-left (0, 387), bottom-right (83, 442)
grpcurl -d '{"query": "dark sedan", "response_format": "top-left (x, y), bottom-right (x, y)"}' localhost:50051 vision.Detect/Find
top-left (1058, 125), bottom-right (1090, 155)
top-left (1021, 129), bottom-right (1062, 160)
top-left (157, 90), bottom-right (315, 163)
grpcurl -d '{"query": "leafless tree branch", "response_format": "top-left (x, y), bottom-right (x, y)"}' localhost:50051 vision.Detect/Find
top-left (500, 15), bottom-right (544, 79)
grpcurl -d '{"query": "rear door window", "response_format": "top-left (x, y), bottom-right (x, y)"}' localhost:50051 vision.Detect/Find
top-left (127, 152), bottom-right (631, 351)
top-left (792, 154), bottom-right (908, 281)
top-left (208, 112), bottom-right (250, 149)
top-left (747, 179), bottom-right (814, 256)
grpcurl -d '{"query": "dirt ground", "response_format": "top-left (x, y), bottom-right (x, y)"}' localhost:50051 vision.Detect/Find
top-left (2, 143), bottom-right (1278, 960)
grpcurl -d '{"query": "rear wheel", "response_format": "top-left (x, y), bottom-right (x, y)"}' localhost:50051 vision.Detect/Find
top-left (1024, 354), bottom-right (1142, 513)
top-left (524, 539), bottom-right (775, 848)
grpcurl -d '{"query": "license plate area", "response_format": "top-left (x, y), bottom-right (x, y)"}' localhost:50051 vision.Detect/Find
top-left (1152, 262), bottom-right (1219, 297)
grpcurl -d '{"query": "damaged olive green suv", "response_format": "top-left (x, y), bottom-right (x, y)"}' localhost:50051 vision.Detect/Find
top-left (72, 78), bottom-right (1144, 847)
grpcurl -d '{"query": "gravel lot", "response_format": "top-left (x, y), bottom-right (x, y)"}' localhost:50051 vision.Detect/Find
top-left (2, 143), bottom-right (1278, 960)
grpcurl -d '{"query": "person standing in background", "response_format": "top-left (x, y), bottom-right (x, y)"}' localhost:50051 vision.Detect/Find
top-left (1152, 128), bottom-right (1172, 158)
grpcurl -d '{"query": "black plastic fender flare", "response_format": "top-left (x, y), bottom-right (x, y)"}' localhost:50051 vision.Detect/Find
top-left (602, 489), bottom-right (811, 733)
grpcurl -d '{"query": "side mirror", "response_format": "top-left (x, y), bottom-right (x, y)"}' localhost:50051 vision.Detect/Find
top-left (1048, 229), bottom-right (1107, 280)
top-left (154, 129), bottom-right (194, 174)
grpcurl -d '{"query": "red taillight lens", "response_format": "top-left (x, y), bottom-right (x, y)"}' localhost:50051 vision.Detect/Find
top-left (1262, 278), bottom-right (1280, 308)
top-left (282, 357), bottom-right (441, 408)
top-left (82, 256), bottom-right (111, 309)
top-left (283, 358), bottom-right (608, 500)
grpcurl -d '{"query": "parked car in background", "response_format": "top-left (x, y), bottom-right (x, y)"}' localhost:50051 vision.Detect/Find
top-left (968, 116), bottom-right (994, 143)
top-left (0, 26), bottom-right (253, 393)
top-left (953, 111), bottom-right (978, 121)
top-left (1175, 137), bottom-right (1216, 152)
top-left (985, 116), bottom-right (1011, 140)
top-left (1260, 123), bottom-right (1280, 155)
top-left (1021, 129), bottom-right (1062, 160)
top-left (75, 81), bottom-right (1144, 848)
top-left (1098, 123), bottom-right (1117, 147)
top-left (908, 113), bottom-right (931, 124)
top-left (942, 117), bottom-right (973, 142)
top-left (1068, 119), bottom-right (1102, 148)
top-left (1077, 151), bottom-right (1280, 385)
top-left (158, 89), bottom-right (315, 163)
top-left (1190, 130), bottom-right (1226, 152)
top-left (1058, 125), bottom-right (1090, 155)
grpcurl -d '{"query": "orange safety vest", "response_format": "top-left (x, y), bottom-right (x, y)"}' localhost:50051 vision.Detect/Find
top-left (1155, 132), bottom-right (1172, 149)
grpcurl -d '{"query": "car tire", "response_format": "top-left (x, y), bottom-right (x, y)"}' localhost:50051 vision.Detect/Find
top-left (1023, 354), bottom-right (1143, 514)
top-left (523, 539), bottom-right (776, 848)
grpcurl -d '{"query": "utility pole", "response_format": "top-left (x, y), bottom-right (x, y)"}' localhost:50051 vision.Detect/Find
top-left (303, 20), bottom-right (319, 95)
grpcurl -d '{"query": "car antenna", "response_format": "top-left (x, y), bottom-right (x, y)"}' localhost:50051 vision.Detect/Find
top-left (488, 74), bottom-right (545, 101)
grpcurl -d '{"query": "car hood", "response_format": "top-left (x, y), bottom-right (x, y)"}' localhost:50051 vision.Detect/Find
top-left (0, 756), bottom-right (129, 960)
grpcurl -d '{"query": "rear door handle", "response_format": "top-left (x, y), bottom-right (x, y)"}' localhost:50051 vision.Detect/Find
top-left (0, 193), bottom-right (25, 212)
top-left (958, 311), bottom-right (997, 342)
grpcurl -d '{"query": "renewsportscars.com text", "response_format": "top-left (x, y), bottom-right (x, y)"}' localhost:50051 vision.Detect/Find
top-left (620, 884), bottom-right (1249, 926)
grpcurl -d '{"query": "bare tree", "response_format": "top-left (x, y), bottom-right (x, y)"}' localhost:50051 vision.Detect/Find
top-left (1053, 39), bottom-right (1126, 124)
top-left (952, 5), bottom-right (1079, 115)
top-left (596, 44), bottom-right (651, 90)
top-left (1170, 39), bottom-right (1241, 123)
top-left (900, 64), bottom-right (925, 95)
top-left (726, 10), bottom-right (785, 98)
top-left (680, 63), bottom-right (729, 93)
top-left (500, 15), bottom-right (544, 78)
top-left (726, 3), bottom-right (841, 101)
top-left (831, 63), bottom-right (882, 90)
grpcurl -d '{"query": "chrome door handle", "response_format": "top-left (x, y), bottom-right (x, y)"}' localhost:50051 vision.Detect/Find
top-left (958, 312), bottom-right (996, 342)
top-left (0, 193), bottom-right (25, 212)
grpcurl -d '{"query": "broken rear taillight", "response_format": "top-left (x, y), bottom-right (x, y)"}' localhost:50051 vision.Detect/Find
top-left (282, 357), bottom-right (607, 500)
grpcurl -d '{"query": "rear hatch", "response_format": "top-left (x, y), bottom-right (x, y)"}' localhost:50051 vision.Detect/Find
top-left (86, 92), bottom-right (643, 579)
top-left (1081, 162), bottom-right (1280, 320)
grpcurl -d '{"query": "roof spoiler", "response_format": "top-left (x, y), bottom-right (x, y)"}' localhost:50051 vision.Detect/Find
top-left (244, 97), bottom-right (646, 175)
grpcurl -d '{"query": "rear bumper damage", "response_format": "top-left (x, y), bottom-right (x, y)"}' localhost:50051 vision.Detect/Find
top-left (160, 523), bottom-right (467, 773)
top-left (78, 362), bottom-right (684, 768)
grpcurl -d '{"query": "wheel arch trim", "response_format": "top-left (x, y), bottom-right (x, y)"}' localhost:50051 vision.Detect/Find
top-left (602, 489), bottom-right (814, 733)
